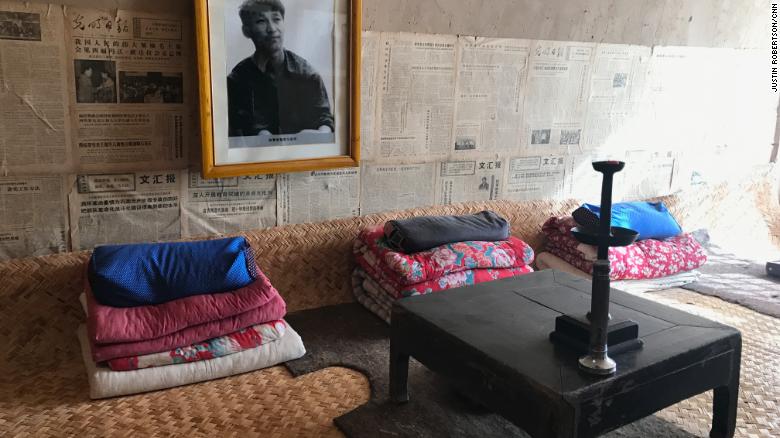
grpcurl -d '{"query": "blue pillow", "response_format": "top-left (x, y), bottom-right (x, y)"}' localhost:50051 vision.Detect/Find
top-left (89, 237), bottom-right (257, 307)
top-left (578, 201), bottom-right (682, 241)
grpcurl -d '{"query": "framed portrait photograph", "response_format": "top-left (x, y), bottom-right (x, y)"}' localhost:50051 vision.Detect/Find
top-left (195, 0), bottom-right (361, 177)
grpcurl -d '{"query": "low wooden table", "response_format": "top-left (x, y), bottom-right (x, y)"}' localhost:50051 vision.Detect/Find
top-left (389, 270), bottom-right (741, 438)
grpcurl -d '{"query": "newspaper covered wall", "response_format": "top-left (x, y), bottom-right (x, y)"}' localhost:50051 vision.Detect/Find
top-left (69, 170), bottom-right (181, 250)
top-left (66, 7), bottom-right (190, 172)
top-left (0, 175), bottom-right (69, 259)
top-left (0, 17), bottom-right (775, 261)
top-left (0, 2), bottom-right (72, 174)
top-left (181, 170), bottom-right (276, 238)
top-left (277, 168), bottom-right (360, 225)
top-left (360, 162), bottom-right (436, 215)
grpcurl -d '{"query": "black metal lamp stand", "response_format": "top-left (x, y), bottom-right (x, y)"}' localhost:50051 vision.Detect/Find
top-left (578, 161), bottom-right (625, 375)
top-left (549, 161), bottom-right (641, 376)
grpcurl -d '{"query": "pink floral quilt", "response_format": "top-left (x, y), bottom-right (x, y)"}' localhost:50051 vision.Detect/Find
top-left (89, 292), bottom-right (287, 363)
top-left (107, 320), bottom-right (286, 371)
top-left (372, 266), bottom-right (535, 298)
top-left (85, 264), bottom-right (283, 344)
top-left (354, 225), bottom-right (534, 286)
top-left (542, 216), bottom-right (707, 280)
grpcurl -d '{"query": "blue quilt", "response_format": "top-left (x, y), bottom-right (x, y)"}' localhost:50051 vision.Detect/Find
top-left (89, 237), bottom-right (257, 307)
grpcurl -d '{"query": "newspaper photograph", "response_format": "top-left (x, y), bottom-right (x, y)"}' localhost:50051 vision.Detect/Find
top-left (0, 1), bottom-right (72, 174)
top-left (522, 41), bottom-right (594, 154)
top-left (119, 71), bottom-right (183, 103)
top-left (360, 163), bottom-right (436, 215)
top-left (0, 9), bottom-right (41, 41)
top-left (505, 155), bottom-right (566, 201)
top-left (435, 159), bottom-right (503, 205)
top-left (373, 32), bottom-right (457, 159)
top-left (277, 168), bottom-right (359, 225)
top-left (181, 170), bottom-right (276, 238)
top-left (359, 31), bottom-right (379, 160)
top-left (70, 170), bottom-right (182, 250)
top-left (452, 37), bottom-right (530, 155)
top-left (582, 44), bottom-right (650, 150)
top-left (0, 175), bottom-right (69, 260)
top-left (67, 7), bottom-right (190, 171)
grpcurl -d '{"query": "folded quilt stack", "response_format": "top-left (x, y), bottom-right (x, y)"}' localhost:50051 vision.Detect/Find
top-left (353, 211), bottom-right (535, 323)
top-left (539, 201), bottom-right (706, 286)
top-left (78, 237), bottom-right (305, 399)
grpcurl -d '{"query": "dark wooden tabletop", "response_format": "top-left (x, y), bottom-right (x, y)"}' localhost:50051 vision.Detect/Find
top-left (394, 269), bottom-right (740, 401)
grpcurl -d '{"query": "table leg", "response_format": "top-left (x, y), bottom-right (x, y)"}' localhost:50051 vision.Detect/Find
top-left (390, 342), bottom-right (409, 403)
top-left (710, 347), bottom-right (740, 438)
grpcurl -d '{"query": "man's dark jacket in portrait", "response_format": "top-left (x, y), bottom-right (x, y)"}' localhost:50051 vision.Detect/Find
top-left (227, 49), bottom-right (334, 136)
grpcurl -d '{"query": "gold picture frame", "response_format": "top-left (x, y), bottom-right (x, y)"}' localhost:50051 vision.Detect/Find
top-left (195, 0), bottom-right (361, 178)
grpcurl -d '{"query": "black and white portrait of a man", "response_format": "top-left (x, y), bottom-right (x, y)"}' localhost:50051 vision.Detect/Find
top-left (226, 0), bottom-right (334, 140)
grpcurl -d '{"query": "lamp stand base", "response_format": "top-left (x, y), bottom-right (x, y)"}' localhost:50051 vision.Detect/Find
top-left (549, 314), bottom-right (643, 355)
top-left (578, 354), bottom-right (617, 375)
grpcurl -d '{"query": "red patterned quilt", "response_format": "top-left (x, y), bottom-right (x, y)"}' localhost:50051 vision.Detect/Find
top-left (370, 265), bottom-right (534, 298)
top-left (107, 320), bottom-right (286, 371)
top-left (355, 225), bottom-right (534, 286)
top-left (354, 225), bottom-right (534, 297)
top-left (89, 292), bottom-right (287, 363)
top-left (85, 265), bottom-right (282, 344)
top-left (542, 216), bottom-right (707, 280)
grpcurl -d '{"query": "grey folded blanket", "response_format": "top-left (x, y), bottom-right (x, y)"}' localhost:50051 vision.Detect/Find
top-left (383, 211), bottom-right (510, 253)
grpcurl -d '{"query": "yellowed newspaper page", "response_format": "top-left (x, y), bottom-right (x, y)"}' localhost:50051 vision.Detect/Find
top-left (452, 37), bottom-right (531, 156)
top-left (69, 170), bottom-right (182, 250)
top-left (277, 168), bottom-right (360, 225)
top-left (0, 2), bottom-right (72, 174)
top-left (360, 162), bottom-right (436, 215)
top-left (0, 175), bottom-right (69, 259)
top-left (504, 155), bottom-right (566, 201)
top-left (373, 32), bottom-right (457, 160)
top-left (435, 159), bottom-right (504, 205)
top-left (66, 7), bottom-right (191, 171)
top-left (181, 169), bottom-right (276, 238)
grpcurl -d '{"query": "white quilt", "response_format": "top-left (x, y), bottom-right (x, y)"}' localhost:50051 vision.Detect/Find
top-left (77, 322), bottom-right (306, 399)
top-left (351, 268), bottom-right (393, 324)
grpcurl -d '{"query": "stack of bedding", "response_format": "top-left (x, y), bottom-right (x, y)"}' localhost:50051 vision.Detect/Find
top-left (538, 202), bottom-right (706, 289)
top-left (535, 252), bottom-right (701, 293)
top-left (352, 211), bottom-right (535, 323)
top-left (78, 237), bottom-right (305, 399)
